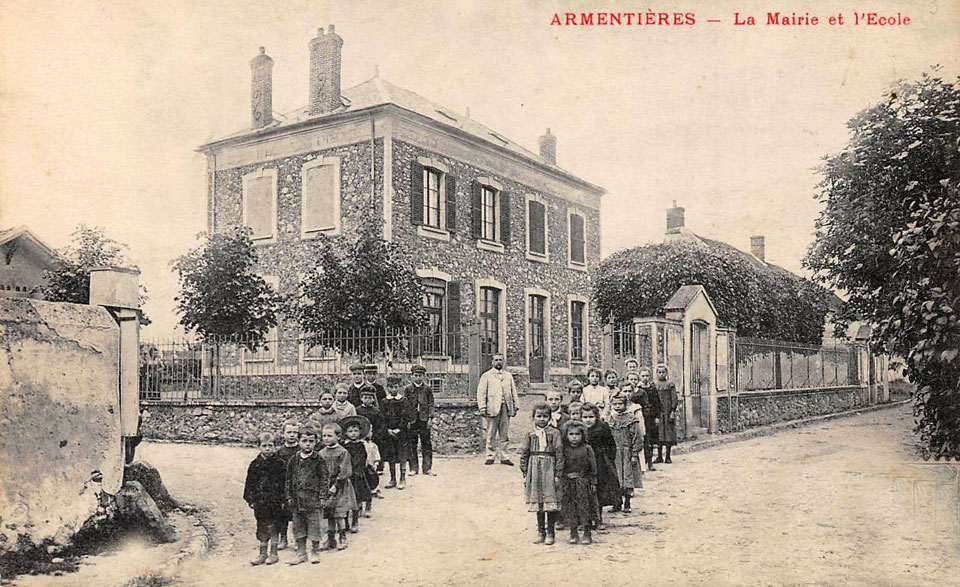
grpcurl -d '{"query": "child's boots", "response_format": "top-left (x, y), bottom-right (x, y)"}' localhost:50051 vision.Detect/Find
top-left (288, 538), bottom-right (308, 565)
top-left (363, 501), bottom-right (373, 518)
top-left (250, 541), bottom-right (268, 565)
top-left (310, 540), bottom-right (321, 564)
top-left (568, 527), bottom-right (581, 545)
top-left (265, 537), bottom-right (279, 565)
top-left (623, 495), bottom-right (632, 514)
top-left (534, 513), bottom-right (546, 544)
top-left (350, 512), bottom-right (360, 533)
top-left (545, 513), bottom-right (556, 545)
top-left (664, 446), bottom-right (673, 464)
top-left (278, 531), bottom-right (288, 550)
top-left (398, 470), bottom-right (407, 490)
top-left (337, 529), bottom-right (348, 550)
top-left (322, 531), bottom-right (337, 551)
top-left (582, 527), bottom-right (594, 545)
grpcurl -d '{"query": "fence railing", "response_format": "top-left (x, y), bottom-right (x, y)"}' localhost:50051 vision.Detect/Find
top-left (735, 337), bottom-right (861, 392)
top-left (140, 327), bottom-right (469, 401)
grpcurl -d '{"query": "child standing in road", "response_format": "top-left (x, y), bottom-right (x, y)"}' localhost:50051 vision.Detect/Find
top-left (318, 423), bottom-right (356, 551)
top-left (243, 432), bottom-right (286, 565)
top-left (655, 363), bottom-right (679, 464)
top-left (546, 390), bottom-right (569, 430)
top-left (355, 387), bottom-right (383, 505)
top-left (560, 420), bottom-right (598, 545)
top-left (567, 400), bottom-right (583, 422)
top-left (339, 416), bottom-right (371, 534)
top-left (520, 403), bottom-right (564, 545)
top-left (274, 420), bottom-right (300, 550)
top-left (581, 368), bottom-right (610, 421)
top-left (608, 391), bottom-right (644, 513)
top-left (333, 383), bottom-right (358, 419)
top-left (581, 403), bottom-right (621, 530)
top-left (284, 424), bottom-right (328, 565)
top-left (381, 375), bottom-right (411, 490)
top-left (566, 378), bottom-right (584, 404)
top-left (311, 390), bottom-right (340, 430)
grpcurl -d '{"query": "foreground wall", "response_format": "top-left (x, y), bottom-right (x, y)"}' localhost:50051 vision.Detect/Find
top-left (716, 386), bottom-right (869, 434)
top-left (141, 399), bottom-right (483, 454)
top-left (0, 299), bottom-right (122, 554)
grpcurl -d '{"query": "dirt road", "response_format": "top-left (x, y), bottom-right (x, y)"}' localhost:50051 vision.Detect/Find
top-left (140, 405), bottom-right (959, 586)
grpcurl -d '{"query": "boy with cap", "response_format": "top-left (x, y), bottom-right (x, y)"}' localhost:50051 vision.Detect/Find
top-left (363, 363), bottom-right (388, 406)
top-left (381, 374), bottom-right (411, 489)
top-left (405, 365), bottom-right (435, 476)
top-left (347, 364), bottom-right (366, 407)
top-left (354, 385), bottom-right (384, 492)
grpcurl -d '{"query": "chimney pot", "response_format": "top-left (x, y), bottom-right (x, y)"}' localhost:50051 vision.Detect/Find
top-left (250, 46), bottom-right (274, 129)
top-left (309, 25), bottom-right (344, 115)
top-left (666, 202), bottom-right (685, 233)
top-left (538, 128), bottom-right (557, 164)
top-left (750, 236), bottom-right (766, 262)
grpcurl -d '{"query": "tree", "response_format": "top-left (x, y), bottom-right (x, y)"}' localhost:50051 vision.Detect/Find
top-left (594, 241), bottom-right (831, 344)
top-left (40, 224), bottom-right (151, 324)
top-left (803, 69), bottom-right (960, 457)
top-left (295, 224), bottom-right (426, 352)
top-left (171, 226), bottom-right (283, 349)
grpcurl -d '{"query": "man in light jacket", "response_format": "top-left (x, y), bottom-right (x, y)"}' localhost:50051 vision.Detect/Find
top-left (476, 353), bottom-right (520, 465)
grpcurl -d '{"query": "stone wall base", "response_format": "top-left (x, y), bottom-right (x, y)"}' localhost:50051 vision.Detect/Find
top-left (717, 387), bottom-right (870, 433)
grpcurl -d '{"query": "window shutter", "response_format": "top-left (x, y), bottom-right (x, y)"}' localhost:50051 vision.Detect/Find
top-left (445, 174), bottom-right (457, 233)
top-left (446, 281), bottom-right (461, 359)
top-left (410, 160), bottom-right (424, 225)
top-left (499, 191), bottom-right (511, 247)
top-left (530, 201), bottom-right (545, 255)
top-left (471, 181), bottom-right (482, 238)
top-left (571, 213), bottom-right (585, 264)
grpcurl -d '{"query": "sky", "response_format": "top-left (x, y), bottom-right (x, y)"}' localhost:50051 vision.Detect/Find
top-left (1, 0), bottom-right (958, 337)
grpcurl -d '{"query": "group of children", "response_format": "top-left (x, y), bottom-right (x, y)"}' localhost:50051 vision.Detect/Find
top-left (520, 362), bottom-right (679, 545)
top-left (242, 364), bottom-right (434, 565)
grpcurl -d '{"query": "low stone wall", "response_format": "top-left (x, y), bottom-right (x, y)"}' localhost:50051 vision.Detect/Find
top-left (716, 386), bottom-right (871, 433)
top-left (141, 399), bottom-right (483, 454)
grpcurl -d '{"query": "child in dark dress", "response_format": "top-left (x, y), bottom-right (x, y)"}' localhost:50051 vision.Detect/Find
top-left (581, 403), bottom-right (621, 531)
top-left (560, 420), bottom-right (599, 545)
top-left (381, 375), bottom-right (411, 490)
top-left (274, 420), bottom-right (300, 550)
top-left (339, 416), bottom-right (371, 534)
top-left (655, 363), bottom-right (680, 464)
top-left (243, 432), bottom-right (286, 565)
top-left (284, 424), bottom-right (328, 565)
top-left (355, 386), bottom-right (383, 502)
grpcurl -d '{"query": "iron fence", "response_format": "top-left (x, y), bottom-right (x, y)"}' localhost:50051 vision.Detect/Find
top-left (736, 337), bottom-right (861, 392)
top-left (140, 327), bottom-right (469, 401)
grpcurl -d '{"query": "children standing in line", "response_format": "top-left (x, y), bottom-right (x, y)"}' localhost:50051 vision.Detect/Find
top-left (520, 403), bottom-right (564, 545)
top-left (581, 368), bottom-right (610, 421)
top-left (546, 390), bottom-right (569, 430)
top-left (284, 424), bottom-right (328, 565)
top-left (339, 416), bottom-right (371, 534)
top-left (333, 383), bottom-right (358, 419)
top-left (243, 432), bottom-right (286, 565)
top-left (311, 390), bottom-right (340, 430)
top-left (560, 420), bottom-right (598, 545)
top-left (608, 392), bottom-right (644, 514)
top-left (274, 420), bottom-right (301, 551)
top-left (654, 363), bottom-right (679, 464)
top-left (580, 403), bottom-right (621, 531)
top-left (318, 423), bottom-right (356, 551)
top-left (381, 375), bottom-right (411, 490)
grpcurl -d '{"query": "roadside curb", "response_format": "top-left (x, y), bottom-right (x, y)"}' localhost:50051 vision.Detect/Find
top-left (139, 509), bottom-right (213, 586)
top-left (671, 400), bottom-right (912, 455)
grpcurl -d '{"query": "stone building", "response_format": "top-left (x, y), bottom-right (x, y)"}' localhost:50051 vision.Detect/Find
top-left (197, 26), bottom-right (604, 394)
top-left (0, 226), bottom-right (57, 299)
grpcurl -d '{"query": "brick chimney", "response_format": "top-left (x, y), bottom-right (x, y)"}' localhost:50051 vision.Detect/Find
top-left (666, 200), bottom-right (685, 234)
top-left (538, 128), bottom-right (557, 164)
top-left (309, 25), bottom-right (344, 115)
top-left (750, 236), bottom-right (766, 261)
top-left (250, 47), bottom-right (274, 129)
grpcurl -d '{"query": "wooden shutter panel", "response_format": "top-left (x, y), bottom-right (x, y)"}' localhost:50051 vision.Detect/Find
top-left (530, 201), bottom-right (545, 254)
top-left (446, 281), bottom-right (461, 359)
top-left (445, 174), bottom-right (457, 233)
top-left (410, 160), bottom-right (424, 225)
top-left (571, 213), bottom-right (585, 264)
top-left (471, 181), bottom-right (482, 238)
top-left (499, 191), bottom-right (511, 247)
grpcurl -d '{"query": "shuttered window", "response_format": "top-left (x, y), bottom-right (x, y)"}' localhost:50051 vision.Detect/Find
top-left (480, 287), bottom-right (500, 356)
top-left (569, 212), bottom-right (585, 265)
top-left (571, 301), bottom-right (586, 361)
top-left (528, 199), bottom-right (546, 256)
top-left (411, 158), bottom-right (455, 235)
top-left (423, 168), bottom-right (442, 229)
top-left (481, 186), bottom-right (497, 241)
top-left (301, 158), bottom-right (340, 236)
top-left (242, 170), bottom-right (277, 241)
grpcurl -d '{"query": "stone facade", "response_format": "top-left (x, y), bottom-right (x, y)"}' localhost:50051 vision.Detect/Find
top-left (716, 387), bottom-right (869, 433)
top-left (141, 399), bottom-right (482, 454)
